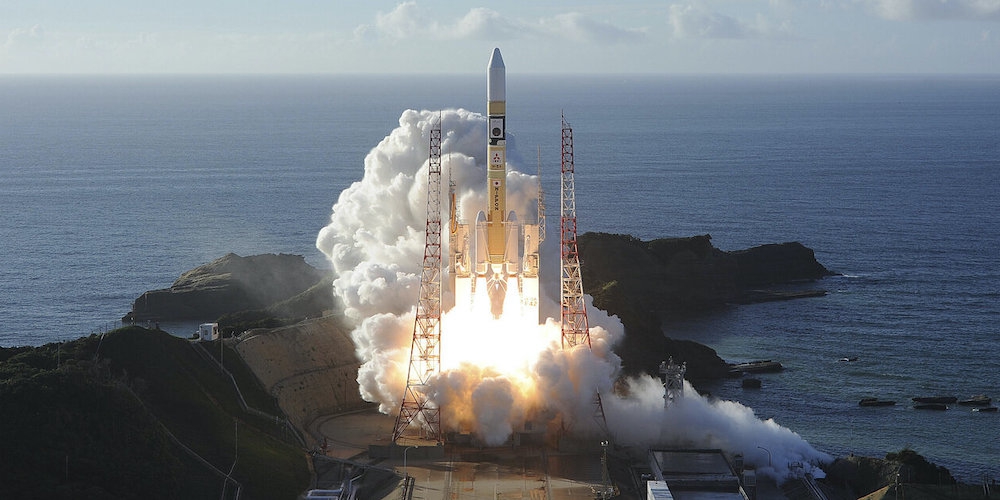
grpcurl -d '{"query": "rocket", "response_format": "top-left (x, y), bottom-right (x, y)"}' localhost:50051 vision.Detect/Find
top-left (449, 48), bottom-right (540, 322)
top-left (485, 47), bottom-right (507, 265)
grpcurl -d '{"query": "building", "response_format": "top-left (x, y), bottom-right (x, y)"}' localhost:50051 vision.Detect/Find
top-left (646, 449), bottom-right (752, 500)
top-left (198, 323), bottom-right (219, 342)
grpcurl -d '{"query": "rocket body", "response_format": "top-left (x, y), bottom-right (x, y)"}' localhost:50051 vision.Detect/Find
top-left (486, 48), bottom-right (507, 264)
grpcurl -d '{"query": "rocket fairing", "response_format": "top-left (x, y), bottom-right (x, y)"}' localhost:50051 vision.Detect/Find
top-left (449, 48), bottom-right (540, 322)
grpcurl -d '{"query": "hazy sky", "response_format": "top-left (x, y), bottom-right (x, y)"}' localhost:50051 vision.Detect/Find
top-left (2, 0), bottom-right (998, 74)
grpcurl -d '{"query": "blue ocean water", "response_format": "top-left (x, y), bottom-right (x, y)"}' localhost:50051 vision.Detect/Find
top-left (1, 74), bottom-right (997, 482)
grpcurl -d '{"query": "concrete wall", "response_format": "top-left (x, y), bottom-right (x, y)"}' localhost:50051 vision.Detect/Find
top-left (234, 316), bottom-right (366, 445)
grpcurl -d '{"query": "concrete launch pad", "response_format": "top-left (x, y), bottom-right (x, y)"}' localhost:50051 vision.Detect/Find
top-left (314, 409), bottom-right (612, 499)
top-left (311, 409), bottom-right (790, 500)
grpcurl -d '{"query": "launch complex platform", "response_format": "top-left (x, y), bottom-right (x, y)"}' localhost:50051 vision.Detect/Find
top-left (310, 409), bottom-right (789, 500)
top-left (313, 408), bottom-right (625, 500)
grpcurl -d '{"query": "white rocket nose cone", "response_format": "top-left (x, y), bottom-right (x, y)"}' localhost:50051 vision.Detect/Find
top-left (488, 48), bottom-right (505, 70)
top-left (487, 48), bottom-right (505, 102)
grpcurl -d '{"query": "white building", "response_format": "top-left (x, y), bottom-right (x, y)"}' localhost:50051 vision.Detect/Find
top-left (197, 323), bottom-right (219, 342)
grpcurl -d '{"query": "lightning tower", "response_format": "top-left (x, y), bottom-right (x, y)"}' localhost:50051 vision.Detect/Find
top-left (393, 119), bottom-right (444, 444)
top-left (537, 147), bottom-right (546, 246)
top-left (560, 114), bottom-right (590, 349)
top-left (560, 114), bottom-right (610, 435)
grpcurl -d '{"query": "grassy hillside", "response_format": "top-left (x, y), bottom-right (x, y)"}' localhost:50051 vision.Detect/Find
top-left (0, 326), bottom-right (310, 499)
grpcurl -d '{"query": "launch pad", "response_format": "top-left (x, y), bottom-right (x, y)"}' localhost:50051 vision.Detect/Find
top-left (316, 409), bottom-right (621, 500)
top-left (312, 409), bottom-right (786, 500)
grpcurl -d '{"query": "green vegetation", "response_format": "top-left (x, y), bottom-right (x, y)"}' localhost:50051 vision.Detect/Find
top-left (885, 447), bottom-right (956, 485)
top-left (0, 327), bottom-right (310, 499)
top-left (827, 447), bottom-right (961, 499)
top-left (217, 308), bottom-right (291, 335)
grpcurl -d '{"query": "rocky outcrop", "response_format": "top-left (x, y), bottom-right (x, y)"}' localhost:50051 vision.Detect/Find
top-left (580, 234), bottom-right (738, 316)
top-left (731, 242), bottom-right (833, 286)
top-left (578, 233), bottom-right (833, 377)
top-left (126, 253), bottom-right (325, 322)
top-left (580, 233), bottom-right (833, 314)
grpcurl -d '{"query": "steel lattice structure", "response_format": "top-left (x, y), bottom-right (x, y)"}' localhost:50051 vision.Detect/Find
top-left (392, 122), bottom-right (444, 444)
top-left (537, 147), bottom-right (546, 245)
top-left (560, 115), bottom-right (590, 349)
top-left (560, 114), bottom-right (609, 435)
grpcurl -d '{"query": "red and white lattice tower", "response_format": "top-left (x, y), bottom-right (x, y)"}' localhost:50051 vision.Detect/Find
top-left (560, 114), bottom-right (610, 435)
top-left (393, 120), bottom-right (444, 444)
top-left (560, 114), bottom-right (590, 349)
top-left (537, 146), bottom-right (546, 244)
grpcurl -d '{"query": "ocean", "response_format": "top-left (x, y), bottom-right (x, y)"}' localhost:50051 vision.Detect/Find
top-left (1, 74), bottom-right (997, 482)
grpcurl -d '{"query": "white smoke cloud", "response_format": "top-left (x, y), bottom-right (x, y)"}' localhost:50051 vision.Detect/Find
top-left (605, 376), bottom-right (830, 478)
top-left (317, 107), bottom-right (830, 480)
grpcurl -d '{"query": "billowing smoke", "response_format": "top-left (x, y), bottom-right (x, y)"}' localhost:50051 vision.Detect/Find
top-left (316, 108), bottom-right (829, 480)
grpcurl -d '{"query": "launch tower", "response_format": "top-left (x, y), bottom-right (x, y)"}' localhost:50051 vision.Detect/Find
top-left (393, 120), bottom-right (444, 444)
top-left (560, 114), bottom-right (610, 435)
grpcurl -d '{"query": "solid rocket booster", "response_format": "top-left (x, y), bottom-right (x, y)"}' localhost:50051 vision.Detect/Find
top-left (486, 48), bottom-right (507, 264)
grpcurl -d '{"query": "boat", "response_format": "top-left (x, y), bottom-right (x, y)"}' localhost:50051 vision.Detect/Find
top-left (913, 403), bottom-right (948, 410)
top-left (972, 406), bottom-right (998, 413)
top-left (956, 395), bottom-right (992, 406)
top-left (728, 360), bottom-right (784, 375)
top-left (859, 398), bottom-right (896, 407)
top-left (911, 396), bottom-right (957, 404)
top-left (839, 357), bottom-right (858, 362)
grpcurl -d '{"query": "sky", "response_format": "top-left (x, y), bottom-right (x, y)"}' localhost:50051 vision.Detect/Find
top-left (2, 0), bottom-right (999, 74)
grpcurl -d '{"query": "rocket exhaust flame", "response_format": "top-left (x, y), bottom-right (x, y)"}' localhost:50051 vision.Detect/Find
top-left (486, 272), bottom-right (507, 319)
top-left (316, 49), bottom-right (831, 480)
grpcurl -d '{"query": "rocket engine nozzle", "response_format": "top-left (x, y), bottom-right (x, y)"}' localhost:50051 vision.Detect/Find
top-left (486, 272), bottom-right (508, 319)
